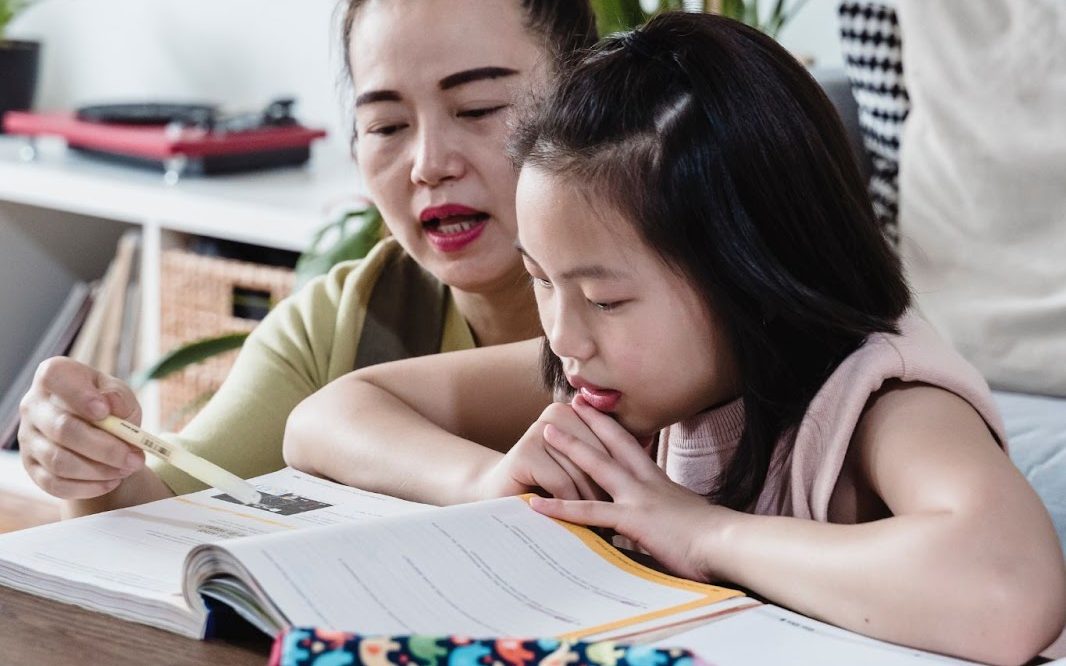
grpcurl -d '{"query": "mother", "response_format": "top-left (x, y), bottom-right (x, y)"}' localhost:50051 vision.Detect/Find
top-left (17, 0), bottom-right (597, 515)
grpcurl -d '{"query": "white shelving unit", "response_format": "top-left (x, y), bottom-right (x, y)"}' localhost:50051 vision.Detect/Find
top-left (0, 135), bottom-right (363, 430)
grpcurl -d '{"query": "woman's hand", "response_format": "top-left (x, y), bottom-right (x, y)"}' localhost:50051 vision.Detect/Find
top-left (529, 395), bottom-right (735, 582)
top-left (473, 402), bottom-right (611, 503)
top-left (18, 357), bottom-right (146, 500)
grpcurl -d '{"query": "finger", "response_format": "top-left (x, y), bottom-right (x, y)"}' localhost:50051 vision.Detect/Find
top-left (23, 457), bottom-right (123, 500)
top-left (33, 357), bottom-right (112, 422)
top-left (529, 496), bottom-right (621, 530)
top-left (20, 423), bottom-right (137, 482)
top-left (539, 403), bottom-right (609, 455)
top-left (24, 398), bottom-right (143, 471)
top-left (571, 395), bottom-right (658, 474)
top-left (541, 443), bottom-right (608, 501)
top-left (510, 439), bottom-right (583, 501)
top-left (543, 423), bottom-right (631, 498)
top-left (530, 458), bottom-right (582, 502)
top-left (97, 374), bottom-right (142, 424)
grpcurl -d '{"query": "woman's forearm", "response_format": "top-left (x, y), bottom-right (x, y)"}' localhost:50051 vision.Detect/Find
top-left (701, 509), bottom-right (1065, 665)
top-left (284, 375), bottom-right (504, 506)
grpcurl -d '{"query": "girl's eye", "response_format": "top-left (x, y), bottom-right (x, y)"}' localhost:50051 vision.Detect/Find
top-left (589, 300), bottom-right (624, 312)
top-left (530, 276), bottom-right (552, 289)
top-left (458, 105), bottom-right (508, 120)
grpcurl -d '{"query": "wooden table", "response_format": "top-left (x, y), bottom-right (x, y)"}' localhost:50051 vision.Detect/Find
top-left (0, 585), bottom-right (271, 665)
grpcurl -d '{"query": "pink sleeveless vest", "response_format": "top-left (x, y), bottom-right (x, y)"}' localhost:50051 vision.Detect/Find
top-left (656, 313), bottom-right (1007, 521)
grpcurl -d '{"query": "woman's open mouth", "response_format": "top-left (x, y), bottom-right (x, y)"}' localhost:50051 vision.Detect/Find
top-left (420, 204), bottom-right (490, 253)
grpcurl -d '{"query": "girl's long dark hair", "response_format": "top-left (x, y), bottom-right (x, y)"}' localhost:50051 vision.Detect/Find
top-left (514, 12), bottom-right (911, 511)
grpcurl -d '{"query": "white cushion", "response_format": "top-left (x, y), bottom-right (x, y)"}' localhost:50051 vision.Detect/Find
top-left (897, 0), bottom-right (1066, 397)
top-left (995, 390), bottom-right (1066, 553)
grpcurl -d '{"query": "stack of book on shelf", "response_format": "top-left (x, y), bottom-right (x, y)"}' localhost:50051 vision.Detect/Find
top-left (67, 230), bottom-right (142, 383)
top-left (0, 468), bottom-right (981, 664)
top-left (0, 231), bottom-right (141, 450)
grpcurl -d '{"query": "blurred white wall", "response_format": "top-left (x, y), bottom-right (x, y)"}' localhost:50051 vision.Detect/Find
top-left (779, 0), bottom-right (845, 69)
top-left (6, 0), bottom-right (850, 144)
top-left (8, 0), bottom-right (351, 153)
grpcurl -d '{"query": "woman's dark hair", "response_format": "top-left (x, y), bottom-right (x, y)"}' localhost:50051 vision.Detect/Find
top-left (340, 0), bottom-right (598, 79)
top-left (513, 12), bottom-right (911, 511)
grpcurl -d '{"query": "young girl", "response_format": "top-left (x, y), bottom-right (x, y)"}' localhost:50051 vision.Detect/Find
top-left (284, 12), bottom-right (1066, 664)
top-left (19, 0), bottom-right (597, 516)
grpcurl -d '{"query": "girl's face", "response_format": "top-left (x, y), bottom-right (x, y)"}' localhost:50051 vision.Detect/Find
top-left (350, 0), bottom-right (547, 293)
top-left (516, 168), bottom-right (741, 437)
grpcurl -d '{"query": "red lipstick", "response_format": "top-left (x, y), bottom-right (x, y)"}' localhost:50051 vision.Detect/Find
top-left (419, 204), bottom-right (489, 253)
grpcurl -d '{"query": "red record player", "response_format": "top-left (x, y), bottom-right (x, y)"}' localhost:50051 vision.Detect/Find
top-left (2, 98), bottom-right (328, 182)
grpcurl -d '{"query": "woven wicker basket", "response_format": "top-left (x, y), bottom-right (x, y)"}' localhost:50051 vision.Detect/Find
top-left (159, 248), bottom-right (294, 431)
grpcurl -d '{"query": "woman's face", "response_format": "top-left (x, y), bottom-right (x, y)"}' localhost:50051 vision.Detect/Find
top-left (516, 167), bottom-right (741, 437)
top-left (350, 0), bottom-right (547, 293)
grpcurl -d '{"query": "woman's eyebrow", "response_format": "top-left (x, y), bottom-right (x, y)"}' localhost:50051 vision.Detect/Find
top-left (355, 67), bottom-right (518, 108)
top-left (439, 66), bottom-right (519, 91)
top-left (355, 90), bottom-right (402, 108)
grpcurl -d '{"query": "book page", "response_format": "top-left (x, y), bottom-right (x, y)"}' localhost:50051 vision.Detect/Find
top-left (0, 468), bottom-right (428, 636)
top-left (209, 496), bottom-right (740, 638)
top-left (652, 604), bottom-right (980, 665)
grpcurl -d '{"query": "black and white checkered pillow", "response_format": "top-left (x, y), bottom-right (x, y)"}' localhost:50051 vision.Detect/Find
top-left (838, 2), bottom-right (909, 245)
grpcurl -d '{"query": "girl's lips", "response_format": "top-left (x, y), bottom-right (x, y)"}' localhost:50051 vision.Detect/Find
top-left (578, 386), bottom-right (621, 413)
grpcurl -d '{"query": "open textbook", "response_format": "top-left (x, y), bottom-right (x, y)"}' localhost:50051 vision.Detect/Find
top-left (0, 468), bottom-right (745, 640)
top-left (651, 604), bottom-right (981, 665)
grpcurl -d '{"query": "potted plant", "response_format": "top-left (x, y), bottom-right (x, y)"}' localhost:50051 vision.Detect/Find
top-left (592, 0), bottom-right (811, 38)
top-left (0, 0), bottom-right (39, 133)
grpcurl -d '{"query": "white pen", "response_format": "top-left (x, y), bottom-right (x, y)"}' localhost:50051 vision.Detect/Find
top-left (94, 415), bottom-right (262, 505)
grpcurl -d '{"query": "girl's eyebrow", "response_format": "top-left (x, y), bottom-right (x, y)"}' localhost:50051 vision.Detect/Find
top-left (516, 245), bottom-right (628, 281)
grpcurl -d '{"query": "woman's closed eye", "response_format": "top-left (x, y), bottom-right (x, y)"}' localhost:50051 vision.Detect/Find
top-left (530, 275), bottom-right (553, 289)
top-left (365, 122), bottom-right (408, 137)
top-left (457, 104), bottom-right (509, 120)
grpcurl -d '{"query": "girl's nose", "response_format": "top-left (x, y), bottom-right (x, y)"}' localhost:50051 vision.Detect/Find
top-left (411, 126), bottom-right (465, 187)
top-left (545, 305), bottom-right (595, 364)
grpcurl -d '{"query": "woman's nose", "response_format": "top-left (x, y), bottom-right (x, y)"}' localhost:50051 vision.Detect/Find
top-left (411, 126), bottom-right (465, 187)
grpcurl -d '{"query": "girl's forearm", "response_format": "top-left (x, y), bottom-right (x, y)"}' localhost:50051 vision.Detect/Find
top-left (700, 509), bottom-right (1064, 665)
top-left (283, 377), bottom-right (502, 506)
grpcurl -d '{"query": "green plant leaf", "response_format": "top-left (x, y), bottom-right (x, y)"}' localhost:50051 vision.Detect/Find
top-left (771, 0), bottom-right (811, 38)
top-left (294, 206), bottom-right (383, 289)
top-left (590, 0), bottom-right (648, 35)
top-left (0, 0), bottom-right (29, 41)
top-left (719, 0), bottom-right (746, 22)
top-left (745, 0), bottom-right (761, 29)
top-left (131, 332), bottom-right (249, 388)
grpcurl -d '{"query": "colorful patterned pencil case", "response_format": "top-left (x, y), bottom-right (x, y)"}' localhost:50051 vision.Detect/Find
top-left (270, 628), bottom-right (706, 666)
